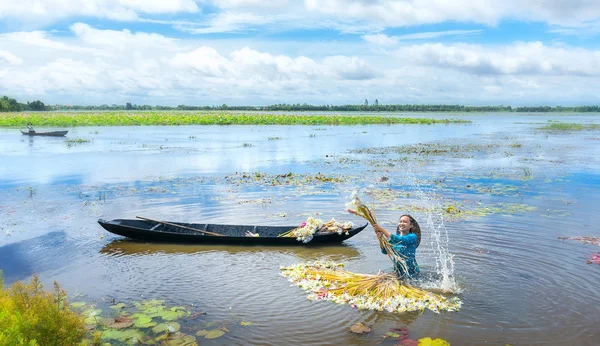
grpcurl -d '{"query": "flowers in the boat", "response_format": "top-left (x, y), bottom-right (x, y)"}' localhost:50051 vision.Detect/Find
top-left (279, 217), bottom-right (353, 243)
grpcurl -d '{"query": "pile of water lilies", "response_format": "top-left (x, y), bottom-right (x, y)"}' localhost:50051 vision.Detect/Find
top-left (278, 217), bottom-right (353, 243)
top-left (280, 261), bottom-right (461, 313)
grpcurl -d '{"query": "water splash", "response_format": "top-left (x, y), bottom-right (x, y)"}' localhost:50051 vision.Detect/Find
top-left (404, 172), bottom-right (460, 293)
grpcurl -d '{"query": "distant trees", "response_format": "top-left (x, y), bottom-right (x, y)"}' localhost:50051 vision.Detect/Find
top-left (0, 96), bottom-right (24, 112)
top-left (1, 94), bottom-right (600, 113)
top-left (27, 100), bottom-right (46, 111)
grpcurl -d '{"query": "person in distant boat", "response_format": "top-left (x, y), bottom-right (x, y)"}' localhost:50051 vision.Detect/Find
top-left (373, 214), bottom-right (421, 278)
top-left (27, 122), bottom-right (35, 133)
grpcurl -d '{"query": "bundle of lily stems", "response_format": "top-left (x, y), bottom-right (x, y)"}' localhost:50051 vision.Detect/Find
top-left (280, 261), bottom-right (461, 313)
top-left (280, 193), bottom-right (461, 313)
top-left (346, 193), bottom-right (410, 275)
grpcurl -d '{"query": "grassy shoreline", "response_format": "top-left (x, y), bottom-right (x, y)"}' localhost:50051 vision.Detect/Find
top-left (0, 111), bottom-right (471, 127)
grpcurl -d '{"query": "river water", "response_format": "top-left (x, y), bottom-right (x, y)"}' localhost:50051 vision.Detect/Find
top-left (1, 112), bottom-right (599, 345)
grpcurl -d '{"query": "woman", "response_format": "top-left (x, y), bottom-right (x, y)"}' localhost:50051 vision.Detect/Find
top-left (27, 122), bottom-right (35, 133)
top-left (373, 214), bottom-right (421, 278)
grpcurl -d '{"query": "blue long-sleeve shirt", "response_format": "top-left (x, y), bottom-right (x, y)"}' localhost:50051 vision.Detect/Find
top-left (381, 232), bottom-right (420, 277)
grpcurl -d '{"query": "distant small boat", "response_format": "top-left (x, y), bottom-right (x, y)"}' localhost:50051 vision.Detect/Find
top-left (21, 130), bottom-right (68, 137)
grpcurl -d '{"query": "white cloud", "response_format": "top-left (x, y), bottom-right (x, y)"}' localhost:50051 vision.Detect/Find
top-left (70, 23), bottom-right (177, 51)
top-left (174, 12), bottom-right (268, 34)
top-left (399, 42), bottom-right (600, 76)
top-left (0, 0), bottom-right (199, 26)
top-left (362, 30), bottom-right (483, 46)
top-left (304, 0), bottom-right (600, 28)
top-left (323, 56), bottom-right (379, 80)
top-left (0, 50), bottom-right (22, 65)
top-left (2, 24), bottom-right (600, 106)
top-left (171, 47), bottom-right (233, 77)
top-left (2, 0), bottom-right (600, 34)
top-left (362, 34), bottom-right (399, 46)
top-left (396, 30), bottom-right (483, 40)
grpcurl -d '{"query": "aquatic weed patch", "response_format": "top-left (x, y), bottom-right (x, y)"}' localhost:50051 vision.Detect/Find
top-left (70, 298), bottom-right (202, 345)
top-left (223, 171), bottom-right (349, 187)
top-left (537, 121), bottom-right (600, 131)
top-left (349, 141), bottom-right (516, 158)
top-left (0, 111), bottom-right (472, 127)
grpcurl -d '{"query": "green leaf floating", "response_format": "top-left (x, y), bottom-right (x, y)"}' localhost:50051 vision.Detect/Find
top-left (152, 322), bottom-right (181, 334)
top-left (134, 315), bottom-right (156, 328)
top-left (100, 329), bottom-right (144, 342)
top-left (70, 302), bottom-right (86, 309)
top-left (204, 329), bottom-right (225, 339)
top-left (160, 310), bottom-right (183, 321)
top-left (109, 302), bottom-right (126, 310)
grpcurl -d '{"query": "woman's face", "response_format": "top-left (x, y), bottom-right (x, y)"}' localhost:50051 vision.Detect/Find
top-left (398, 216), bottom-right (411, 232)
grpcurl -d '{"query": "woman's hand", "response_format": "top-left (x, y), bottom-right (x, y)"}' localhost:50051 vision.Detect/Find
top-left (372, 224), bottom-right (390, 238)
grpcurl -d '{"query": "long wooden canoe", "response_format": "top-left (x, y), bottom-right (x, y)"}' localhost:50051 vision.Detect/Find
top-left (21, 130), bottom-right (68, 137)
top-left (98, 218), bottom-right (368, 245)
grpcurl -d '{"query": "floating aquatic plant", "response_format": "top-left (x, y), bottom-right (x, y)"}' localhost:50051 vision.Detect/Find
top-left (278, 217), bottom-right (352, 243)
top-left (280, 261), bottom-right (461, 313)
top-left (558, 236), bottom-right (600, 246)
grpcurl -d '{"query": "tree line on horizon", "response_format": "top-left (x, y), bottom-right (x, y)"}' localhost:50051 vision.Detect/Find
top-left (2, 95), bottom-right (600, 113)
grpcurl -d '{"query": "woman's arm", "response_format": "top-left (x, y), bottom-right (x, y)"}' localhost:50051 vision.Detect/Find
top-left (389, 233), bottom-right (418, 246)
top-left (373, 224), bottom-right (391, 238)
top-left (372, 224), bottom-right (389, 253)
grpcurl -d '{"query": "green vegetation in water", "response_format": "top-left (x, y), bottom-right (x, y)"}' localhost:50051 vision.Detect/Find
top-left (0, 272), bottom-right (87, 346)
top-left (392, 202), bottom-right (538, 220)
top-left (350, 142), bottom-right (510, 158)
top-left (65, 138), bottom-right (92, 143)
top-left (0, 111), bottom-right (471, 127)
top-left (537, 122), bottom-right (600, 131)
top-left (224, 171), bottom-right (347, 187)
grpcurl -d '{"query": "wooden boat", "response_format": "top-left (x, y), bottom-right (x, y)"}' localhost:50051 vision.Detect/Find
top-left (21, 130), bottom-right (68, 137)
top-left (97, 218), bottom-right (368, 245)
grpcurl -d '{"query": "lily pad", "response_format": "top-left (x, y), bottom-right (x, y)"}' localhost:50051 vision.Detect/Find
top-left (240, 321), bottom-right (253, 326)
top-left (152, 322), bottom-right (181, 334)
top-left (418, 337), bottom-right (450, 346)
top-left (165, 336), bottom-right (196, 345)
top-left (204, 329), bottom-right (225, 339)
top-left (160, 310), bottom-right (183, 321)
top-left (100, 329), bottom-right (144, 342)
top-left (110, 302), bottom-right (127, 310)
top-left (350, 322), bottom-right (371, 334)
top-left (108, 317), bottom-right (134, 329)
top-left (134, 315), bottom-right (157, 328)
top-left (70, 302), bottom-right (87, 308)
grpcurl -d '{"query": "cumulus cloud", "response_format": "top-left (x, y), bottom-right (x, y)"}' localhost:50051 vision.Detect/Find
top-left (0, 0), bottom-right (199, 25)
top-left (70, 23), bottom-right (177, 51)
top-left (0, 50), bottom-right (22, 65)
top-left (2, 24), bottom-right (600, 106)
top-left (4, 0), bottom-right (600, 32)
top-left (363, 30), bottom-right (483, 46)
top-left (304, 0), bottom-right (600, 29)
top-left (399, 42), bottom-right (600, 76)
top-left (362, 34), bottom-right (399, 46)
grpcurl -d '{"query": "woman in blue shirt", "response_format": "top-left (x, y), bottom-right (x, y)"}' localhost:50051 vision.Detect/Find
top-left (373, 214), bottom-right (421, 278)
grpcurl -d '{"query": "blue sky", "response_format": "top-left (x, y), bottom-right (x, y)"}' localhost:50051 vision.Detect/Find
top-left (1, 0), bottom-right (600, 106)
